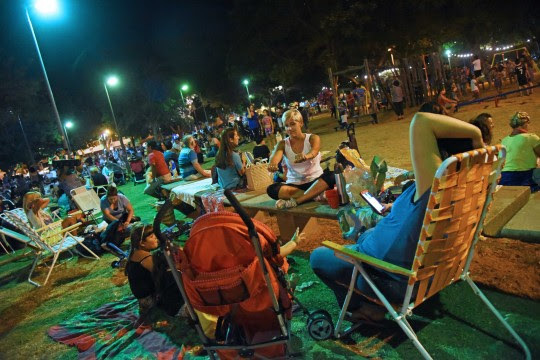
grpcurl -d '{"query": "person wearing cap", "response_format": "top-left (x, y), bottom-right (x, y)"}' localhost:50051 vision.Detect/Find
top-left (500, 112), bottom-right (540, 192)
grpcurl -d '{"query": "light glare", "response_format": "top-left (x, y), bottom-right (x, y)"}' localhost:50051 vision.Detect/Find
top-left (34, 0), bottom-right (59, 15)
top-left (106, 76), bottom-right (119, 87)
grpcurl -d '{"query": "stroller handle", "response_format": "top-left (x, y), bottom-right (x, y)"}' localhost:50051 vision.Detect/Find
top-left (153, 198), bottom-right (174, 248)
top-left (224, 190), bottom-right (257, 238)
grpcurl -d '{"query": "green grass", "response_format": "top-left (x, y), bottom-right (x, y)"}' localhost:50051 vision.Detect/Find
top-left (0, 112), bottom-right (539, 359)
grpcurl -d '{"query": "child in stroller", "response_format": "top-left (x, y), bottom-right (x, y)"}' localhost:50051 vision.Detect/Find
top-left (154, 191), bottom-right (309, 359)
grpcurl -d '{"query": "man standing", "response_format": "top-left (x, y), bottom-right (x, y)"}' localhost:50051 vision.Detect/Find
top-left (144, 141), bottom-right (174, 199)
top-left (353, 83), bottom-right (368, 115)
top-left (245, 104), bottom-right (260, 141)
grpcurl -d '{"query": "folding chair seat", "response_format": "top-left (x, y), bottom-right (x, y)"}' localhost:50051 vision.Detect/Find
top-left (70, 186), bottom-right (103, 224)
top-left (321, 146), bottom-right (530, 359)
top-left (3, 209), bottom-right (100, 287)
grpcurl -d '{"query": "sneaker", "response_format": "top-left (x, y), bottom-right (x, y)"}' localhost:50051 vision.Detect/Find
top-left (275, 198), bottom-right (298, 209)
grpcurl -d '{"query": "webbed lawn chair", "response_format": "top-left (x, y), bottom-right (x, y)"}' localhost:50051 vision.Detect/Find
top-left (321, 146), bottom-right (530, 359)
top-left (3, 209), bottom-right (100, 287)
top-left (70, 186), bottom-right (103, 224)
top-left (0, 209), bottom-right (40, 254)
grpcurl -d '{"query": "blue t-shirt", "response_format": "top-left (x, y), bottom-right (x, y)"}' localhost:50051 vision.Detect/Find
top-left (100, 193), bottom-right (131, 222)
top-left (178, 148), bottom-right (197, 178)
top-left (358, 184), bottom-right (430, 281)
top-left (216, 152), bottom-right (244, 190)
top-left (245, 112), bottom-right (259, 130)
top-left (164, 150), bottom-right (178, 168)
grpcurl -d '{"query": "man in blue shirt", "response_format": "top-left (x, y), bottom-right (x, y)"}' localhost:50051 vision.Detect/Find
top-left (245, 104), bottom-right (260, 140)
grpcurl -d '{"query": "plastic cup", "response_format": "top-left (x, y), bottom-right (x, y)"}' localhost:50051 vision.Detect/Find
top-left (325, 189), bottom-right (339, 209)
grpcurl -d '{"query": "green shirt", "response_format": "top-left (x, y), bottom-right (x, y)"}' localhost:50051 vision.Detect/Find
top-left (501, 133), bottom-right (540, 172)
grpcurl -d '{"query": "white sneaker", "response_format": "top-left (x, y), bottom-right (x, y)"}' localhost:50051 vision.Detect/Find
top-left (275, 198), bottom-right (298, 209)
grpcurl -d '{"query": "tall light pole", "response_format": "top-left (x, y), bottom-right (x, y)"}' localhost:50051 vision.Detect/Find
top-left (243, 79), bottom-right (251, 103)
top-left (179, 83), bottom-right (189, 105)
top-left (63, 120), bottom-right (73, 154)
top-left (104, 75), bottom-right (131, 175)
top-left (25, 0), bottom-right (69, 150)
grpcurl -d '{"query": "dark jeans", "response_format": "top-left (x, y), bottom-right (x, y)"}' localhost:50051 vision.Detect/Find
top-left (393, 101), bottom-right (404, 116)
top-left (310, 229), bottom-right (412, 309)
top-left (500, 170), bottom-right (539, 193)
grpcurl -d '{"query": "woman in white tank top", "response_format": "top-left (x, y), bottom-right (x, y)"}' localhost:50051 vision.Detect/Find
top-left (267, 109), bottom-right (335, 209)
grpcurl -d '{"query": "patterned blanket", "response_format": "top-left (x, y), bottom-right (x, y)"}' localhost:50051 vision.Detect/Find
top-left (48, 296), bottom-right (206, 360)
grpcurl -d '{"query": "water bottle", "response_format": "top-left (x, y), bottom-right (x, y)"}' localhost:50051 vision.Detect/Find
top-left (334, 163), bottom-right (349, 205)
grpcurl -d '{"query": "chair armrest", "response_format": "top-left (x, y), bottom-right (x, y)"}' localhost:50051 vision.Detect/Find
top-left (39, 222), bottom-right (82, 237)
top-left (68, 210), bottom-right (83, 217)
top-left (322, 241), bottom-right (416, 277)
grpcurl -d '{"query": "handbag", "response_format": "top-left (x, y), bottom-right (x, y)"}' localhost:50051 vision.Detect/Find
top-left (245, 159), bottom-right (273, 191)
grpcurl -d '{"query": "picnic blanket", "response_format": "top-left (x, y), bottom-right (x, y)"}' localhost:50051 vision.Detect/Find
top-left (48, 296), bottom-right (205, 360)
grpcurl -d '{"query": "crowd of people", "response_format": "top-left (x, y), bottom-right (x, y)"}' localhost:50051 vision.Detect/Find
top-left (0, 68), bottom-right (538, 330)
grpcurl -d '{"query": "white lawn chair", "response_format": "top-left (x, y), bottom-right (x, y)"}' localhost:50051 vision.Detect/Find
top-left (0, 209), bottom-right (41, 254)
top-left (70, 186), bottom-right (103, 223)
top-left (319, 146), bottom-right (530, 359)
top-left (3, 209), bottom-right (100, 287)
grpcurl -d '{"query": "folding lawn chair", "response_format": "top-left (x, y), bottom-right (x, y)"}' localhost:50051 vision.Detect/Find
top-left (318, 145), bottom-right (531, 359)
top-left (70, 186), bottom-right (103, 224)
top-left (0, 209), bottom-right (40, 254)
top-left (2, 209), bottom-right (100, 287)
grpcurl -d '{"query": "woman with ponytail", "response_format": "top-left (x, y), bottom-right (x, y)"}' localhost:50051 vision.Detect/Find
top-left (215, 128), bottom-right (246, 190)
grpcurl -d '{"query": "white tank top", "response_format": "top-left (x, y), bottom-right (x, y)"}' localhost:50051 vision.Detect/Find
top-left (283, 134), bottom-right (323, 185)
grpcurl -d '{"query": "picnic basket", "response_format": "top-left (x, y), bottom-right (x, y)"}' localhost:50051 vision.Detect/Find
top-left (245, 159), bottom-right (273, 191)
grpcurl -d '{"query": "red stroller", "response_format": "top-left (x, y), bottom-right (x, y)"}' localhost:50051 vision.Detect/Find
top-left (154, 190), bottom-right (310, 359)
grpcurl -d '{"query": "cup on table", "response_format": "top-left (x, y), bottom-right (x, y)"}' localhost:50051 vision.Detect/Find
top-left (325, 188), bottom-right (339, 209)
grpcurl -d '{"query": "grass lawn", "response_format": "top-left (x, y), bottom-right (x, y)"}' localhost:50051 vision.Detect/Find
top-left (0, 92), bottom-right (539, 358)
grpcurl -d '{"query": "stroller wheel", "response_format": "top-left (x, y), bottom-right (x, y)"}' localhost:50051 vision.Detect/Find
top-left (307, 310), bottom-right (334, 340)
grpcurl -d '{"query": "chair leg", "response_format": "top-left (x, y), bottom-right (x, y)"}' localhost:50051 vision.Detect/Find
top-left (464, 275), bottom-right (531, 360)
top-left (76, 242), bottom-right (100, 260)
top-left (334, 266), bottom-right (360, 338)
top-left (28, 254), bottom-right (42, 287)
top-left (356, 262), bottom-right (433, 359)
top-left (0, 233), bottom-right (15, 254)
top-left (42, 252), bottom-right (60, 286)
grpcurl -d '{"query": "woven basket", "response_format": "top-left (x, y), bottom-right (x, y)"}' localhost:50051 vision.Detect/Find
top-left (246, 162), bottom-right (273, 191)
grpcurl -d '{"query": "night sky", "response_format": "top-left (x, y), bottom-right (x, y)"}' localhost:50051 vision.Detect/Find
top-left (1, 0), bottom-right (232, 136)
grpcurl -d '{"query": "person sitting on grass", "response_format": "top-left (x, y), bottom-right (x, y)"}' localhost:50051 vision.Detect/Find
top-left (125, 222), bottom-right (185, 317)
top-left (178, 135), bottom-right (211, 181)
top-left (215, 128), bottom-right (247, 190)
top-left (266, 109), bottom-right (335, 209)
top-left (499, 111), bottom-right (540, 192)
top-left (311, 111), bottom-right (485, 322)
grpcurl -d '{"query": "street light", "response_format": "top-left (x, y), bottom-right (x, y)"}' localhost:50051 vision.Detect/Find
top-left (242, 79), bottom-right (251, 102)
top-left (63, 120), bottom-right (73, 154)
top-left (25, 0), bottom-right (69, 150)
top-left (103, 75), bottom-right (131, 175)
top-left (179, 83), bottom-right (189, 105)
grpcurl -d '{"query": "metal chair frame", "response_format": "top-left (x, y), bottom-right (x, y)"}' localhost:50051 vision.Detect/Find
top-left (323, 146), bottom-right (531, 360)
